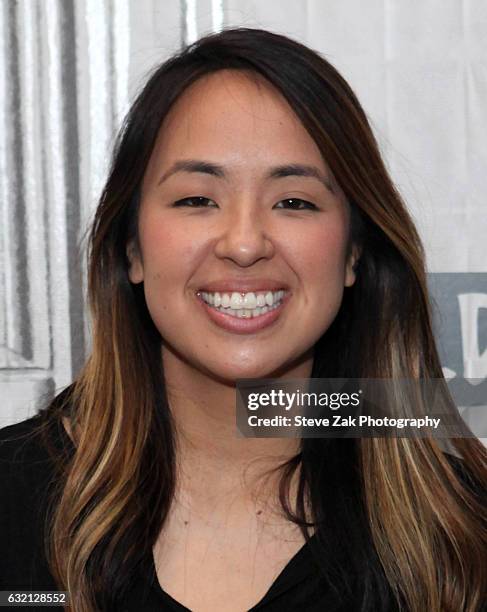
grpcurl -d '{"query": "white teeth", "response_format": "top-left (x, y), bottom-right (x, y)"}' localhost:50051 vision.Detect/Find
top-left (199, 288), bottom-right (287, 317)
top-left (216, 302), bottom-right (280, 317)
top-left (242, 292), bottom-right (257, 309)
top-left (230, 292), bottom-right (244, 309)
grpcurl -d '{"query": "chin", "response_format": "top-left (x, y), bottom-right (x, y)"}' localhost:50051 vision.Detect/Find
top-left (203, 359), bottom-right (286, 383)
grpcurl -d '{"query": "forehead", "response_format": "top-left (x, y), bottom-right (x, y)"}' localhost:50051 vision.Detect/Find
top-left (147, 69), bottom-right (326, 173)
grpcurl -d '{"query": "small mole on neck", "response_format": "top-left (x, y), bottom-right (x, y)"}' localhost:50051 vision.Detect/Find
top-left (184, 520), bottom-right (189, 525)
top-left (256, 510), bottom-right (262, 515)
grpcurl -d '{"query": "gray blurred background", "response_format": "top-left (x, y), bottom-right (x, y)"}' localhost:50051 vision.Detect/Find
top-left (0, 0), bottom-right (486, 440)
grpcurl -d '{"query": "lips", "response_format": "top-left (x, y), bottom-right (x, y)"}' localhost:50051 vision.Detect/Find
top-left (196, 290), bottom-right (291, 334)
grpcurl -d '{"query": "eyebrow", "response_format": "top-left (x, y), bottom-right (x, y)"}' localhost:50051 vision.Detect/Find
top-left (157, 159), bottom-right (333, 190)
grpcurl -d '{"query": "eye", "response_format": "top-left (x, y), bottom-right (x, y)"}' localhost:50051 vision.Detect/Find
top-left (274, 198), bottom-right (318, 211)
top-left (173, 196), bottom-right (217, 208)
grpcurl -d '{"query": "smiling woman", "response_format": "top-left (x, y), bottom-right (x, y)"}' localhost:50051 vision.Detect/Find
top-left (0, 27), bottom-right (486, 612)
top-left (126, 68), bottom-right (357, 376)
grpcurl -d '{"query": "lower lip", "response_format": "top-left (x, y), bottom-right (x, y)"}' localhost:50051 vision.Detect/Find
top-left (196, 292), bottom-right (291, 334)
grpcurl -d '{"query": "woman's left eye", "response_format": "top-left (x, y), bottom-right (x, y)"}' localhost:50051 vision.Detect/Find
top-left (274, 198), bottom-right (318, 211)
top-left (173, 197), bottom-right (217, 207)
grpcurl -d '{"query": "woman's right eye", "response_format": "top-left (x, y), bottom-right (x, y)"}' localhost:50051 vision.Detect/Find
top-left (173, 197), bottom-right (217, 208)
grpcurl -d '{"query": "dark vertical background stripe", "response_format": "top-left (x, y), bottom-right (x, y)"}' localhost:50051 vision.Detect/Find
top-left (60, 0), bottom-right (85, 377)
top-left (8, 0), bottom-right (32, 361)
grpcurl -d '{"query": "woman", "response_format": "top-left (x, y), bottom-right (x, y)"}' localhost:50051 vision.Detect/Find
top-left (1, 27), bottom-right (486, 612)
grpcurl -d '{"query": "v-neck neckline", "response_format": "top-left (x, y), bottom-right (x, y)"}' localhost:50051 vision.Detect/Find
top-left (54, 413), bottom-right (319, 609)
top-left (146, 533), bottom-right (318, 611)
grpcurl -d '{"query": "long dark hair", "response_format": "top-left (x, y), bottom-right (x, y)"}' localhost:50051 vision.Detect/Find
top-left (40, 27), bottom-right (487, 611)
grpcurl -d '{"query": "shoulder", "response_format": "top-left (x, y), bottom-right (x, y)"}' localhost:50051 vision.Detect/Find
top-left (0, 410), bottom-right (72, 589)
top-left (0, 385), bottom-right (75, 470)
top-left (0, 400), bottom-right (74, 502)
top-left (0, 412), bottom-right (65, 519)
top-left (0, 416), bottom-right (51, 536)
top-left (0, 412), bottom-right (66, 480)
top-left (0, 413), bottom-right (50, 454)
top-left (0, 415), bottom-right (50, 481)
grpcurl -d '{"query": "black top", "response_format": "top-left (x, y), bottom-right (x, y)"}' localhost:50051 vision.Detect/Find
top-left (0, 411), bottom-right (483, 611)
top-left (0, 414), bottom-right (344, 611)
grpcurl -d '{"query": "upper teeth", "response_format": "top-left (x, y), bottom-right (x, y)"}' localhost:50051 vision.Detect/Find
top-left (200, 290), bottom-right (285, 309)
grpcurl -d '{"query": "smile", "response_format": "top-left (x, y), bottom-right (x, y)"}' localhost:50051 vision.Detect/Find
top-left (195, 289), bottom-right (291, 334)
top-left (198, 290), bottom-right (285, 317)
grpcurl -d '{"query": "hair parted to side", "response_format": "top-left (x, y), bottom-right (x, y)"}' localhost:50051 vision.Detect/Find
top-left (39, 27), bottom-right (486, 611)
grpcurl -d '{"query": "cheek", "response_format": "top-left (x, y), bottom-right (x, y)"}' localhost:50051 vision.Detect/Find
top-left (288, 220), bottom-right (350, 335)
top-left (140, 220), bottom-right (200, 286)
top-left (140, 226), bottom-right (198, 328)
top-left (138, 219), bottom-right (203, 328)
top-left (290, 221), bottom-right (349, 286)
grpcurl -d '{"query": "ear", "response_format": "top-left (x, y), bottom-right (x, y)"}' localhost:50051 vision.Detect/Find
top-left (344, 244), bottom-right (361, 288)
top-left (126, 240), bottom-right (144, 284)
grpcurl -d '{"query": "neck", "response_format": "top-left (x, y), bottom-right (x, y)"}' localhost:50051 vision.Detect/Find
top-left (161, 344), bottom-right (313, 504)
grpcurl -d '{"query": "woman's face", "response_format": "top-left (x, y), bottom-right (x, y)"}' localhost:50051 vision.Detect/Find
top-left (128, 69), bottom-right (358, 381)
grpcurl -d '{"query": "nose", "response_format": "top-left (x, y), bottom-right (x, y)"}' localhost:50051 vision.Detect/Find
top-left (213, 200), bottom-right (275, 267)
